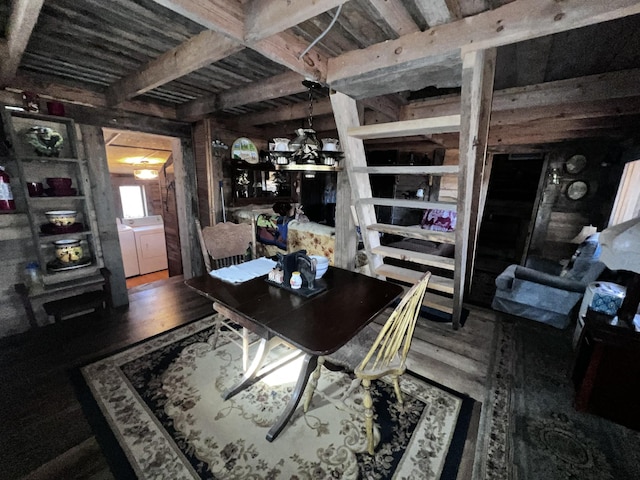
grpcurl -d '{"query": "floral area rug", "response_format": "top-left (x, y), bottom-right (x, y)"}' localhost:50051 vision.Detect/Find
top-left (80, 317), bottom-right (475, 480)
top-left (485, 317), bottom-right (640, 480)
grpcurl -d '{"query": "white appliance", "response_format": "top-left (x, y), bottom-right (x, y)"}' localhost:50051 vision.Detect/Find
top-left (117, 221), bottom-right (139, 278)
top-left (122, 215), bottom-right (169, 275)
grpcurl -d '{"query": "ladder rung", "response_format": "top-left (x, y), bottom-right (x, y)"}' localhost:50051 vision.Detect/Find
top-left (372, 246), bottom-right (455, 271)
top-left (352, 165), bottom-right (459, 175)
top-left (375, 264), bottom-right (454, 294)
top-left (347, 115), bottom-right (461, 139)
top-left (359, 198), bottom-right (457, 211)
top-left (367, 223), bottom-right (456, 244)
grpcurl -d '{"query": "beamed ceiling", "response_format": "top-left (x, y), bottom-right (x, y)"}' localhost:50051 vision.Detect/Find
top-left (1, 0), bottom-right (640, 148)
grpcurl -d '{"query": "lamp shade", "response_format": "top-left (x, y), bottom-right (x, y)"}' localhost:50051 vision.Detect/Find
top-left (571, 225), bottom-right (598, 243)
top-left (599, 217), bottom-right (640, 273)
top-left (134, 168), bottom-right (159, 180)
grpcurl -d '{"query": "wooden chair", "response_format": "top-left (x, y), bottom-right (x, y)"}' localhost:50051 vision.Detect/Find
top-left (303, 271), bottom-right (432, 454)
top-left (195, 218), bottom-right (257, 370)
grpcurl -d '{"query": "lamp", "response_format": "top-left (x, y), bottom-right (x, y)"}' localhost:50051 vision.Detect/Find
top-left (134, 161), bottom-right (159, 180)
top-left (549, 167), bottom-right (561, 185)
top-left (570, 225), bottom-right (598, 243)
top-left (212, 139), bottom-right (228, 159)
top-left (599, 217), bottom-right (640, 328)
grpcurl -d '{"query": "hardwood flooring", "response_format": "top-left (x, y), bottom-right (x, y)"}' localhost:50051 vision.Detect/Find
top-left (124, 269), bottom-right (169, 289)
top-left (0, 276), bottom-right (497, 480)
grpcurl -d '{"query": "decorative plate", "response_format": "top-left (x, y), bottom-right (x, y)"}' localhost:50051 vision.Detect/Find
top-left (566, 180), bottom-right (589, 200)
top-left (565, 154), bottom-right (587, 174)
top-left (231, 137), bottom-right (259, 164)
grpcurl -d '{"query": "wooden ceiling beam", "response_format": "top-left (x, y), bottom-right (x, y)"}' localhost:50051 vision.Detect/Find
top-left (244, 0), bottom-right (348, 43)
top-left (244, 97), bottom-right (334, 126)
top-left (106, 30), bottom-right (243, 107)
top-left (413, 0), bottom-right (458, 27)
top-left (366, 0), bottom-right (421, 36)
top-left (360, 95), bottom-right (403, 122)
top-left (404, 68), bottom-right (640, 120)
top-left (7, 73), bottom-right (178, 120)
top-left (177, 71), bottom-right (307, 120)
top-left (151, 0), bottom-right (328, 82)
top-left (0, 0), bottom-right (45, 86)
top-left (328, 0), bottom-right (640, 97)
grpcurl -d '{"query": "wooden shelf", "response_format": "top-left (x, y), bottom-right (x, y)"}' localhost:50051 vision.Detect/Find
top-left (274, 164), bottom-right (342, 172)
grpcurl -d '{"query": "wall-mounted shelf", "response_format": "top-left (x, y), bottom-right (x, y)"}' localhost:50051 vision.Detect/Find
top-left (274, 164), bottom-right (343, 172)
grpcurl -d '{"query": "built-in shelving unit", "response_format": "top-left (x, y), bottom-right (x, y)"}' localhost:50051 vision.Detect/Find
top-left (0, 108), bottom-right (104, 287)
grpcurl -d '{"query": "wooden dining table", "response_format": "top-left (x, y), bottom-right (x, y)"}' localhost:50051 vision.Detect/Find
top-left (185, 265), bottom-right (403, 441)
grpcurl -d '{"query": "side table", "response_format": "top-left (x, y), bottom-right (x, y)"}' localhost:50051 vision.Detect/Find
top-left (572, 308), bottom-right (640, 430)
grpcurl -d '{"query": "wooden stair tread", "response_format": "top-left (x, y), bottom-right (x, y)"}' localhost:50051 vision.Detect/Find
top-left (372, 245), bottom-right (455, 271)
top-left (346, 115), bottom-right (461, 139)
top-left (375, 264), bottom-right (454, 294)
top-left (358, 197), bottom-right (457, 211)
top-left (367, 223), bottom-right (456, 244)
top-left (396, 283), bottom-right (455, 315)
top-left (422, 292), bottom-right (454, 314)
top-left (352, 165), bottom-right (459, 175)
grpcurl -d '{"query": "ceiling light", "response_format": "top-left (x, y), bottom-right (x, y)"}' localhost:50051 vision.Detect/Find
top-left (134, 168), bottom-right (159, 180)
top-left (133, 160), bottom-right (159, 180)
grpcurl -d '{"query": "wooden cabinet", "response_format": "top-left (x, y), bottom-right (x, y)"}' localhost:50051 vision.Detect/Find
top-left (1, 108), bottom-right (107, 324)
top-left (230, 159), bottom-right (298, 206)
top-left (572, 309), bottom-right (640, 430)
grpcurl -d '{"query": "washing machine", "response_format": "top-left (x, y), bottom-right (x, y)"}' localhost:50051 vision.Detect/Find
top-left (122, 215), bottom-right (169, 275)
top-left (117, 221), bottom-right (140, 278)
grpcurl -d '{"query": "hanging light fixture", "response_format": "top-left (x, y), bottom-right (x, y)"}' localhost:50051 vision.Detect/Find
top-left (291, 80), bottom-right (323, 178)
top-left (134, 160), bottom-right (159, 180)
top-left (267, 80), bottom-right (342, 176)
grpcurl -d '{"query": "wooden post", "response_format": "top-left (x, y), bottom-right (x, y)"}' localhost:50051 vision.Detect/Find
top-left (454, 48), bottom-right (496, 329)
top-left (80, 124), bottom-right (128, 308)
top-left (331, 91), bottom-right (382, 272)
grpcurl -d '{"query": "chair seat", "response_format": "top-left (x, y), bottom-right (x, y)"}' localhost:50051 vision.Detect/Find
top-left (328, 323), bottom-right (405, 375)
top-left (326, 323), bottom-right (378, 370)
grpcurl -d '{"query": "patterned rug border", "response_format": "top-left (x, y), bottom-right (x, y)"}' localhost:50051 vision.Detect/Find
top-left (472, 318), bottom-right (516, 480)
top-left (76, 318), bottom-right (478, 479)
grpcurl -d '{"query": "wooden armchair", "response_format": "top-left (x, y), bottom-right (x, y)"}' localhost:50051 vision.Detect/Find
top-left (303, 271), bottom-right (432, 454)
top-left (195, 219), bottom-right (257, 370)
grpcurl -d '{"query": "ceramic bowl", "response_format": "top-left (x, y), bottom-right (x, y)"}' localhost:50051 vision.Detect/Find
top-left (46, 177), bottom-right (72, 189)
top-left (45, 210), bottom-right (77, 226)
top-left (53, 239), bottom-right (83, 263)
top-left (310, 255), bottom-right (330, 279)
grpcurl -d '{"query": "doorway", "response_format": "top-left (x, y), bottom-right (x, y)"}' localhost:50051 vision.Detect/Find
top-left (469, 152), bottom-right (546, 306)
top-left (103, 128), bottom-right (182, 289)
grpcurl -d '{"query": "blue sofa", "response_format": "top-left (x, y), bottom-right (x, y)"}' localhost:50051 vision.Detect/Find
top-left (491, 235), bottom-right (605, 329)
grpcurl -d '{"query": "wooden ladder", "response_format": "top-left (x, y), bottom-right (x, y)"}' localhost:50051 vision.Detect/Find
top-left (332, 49), bottom-right (496, 329)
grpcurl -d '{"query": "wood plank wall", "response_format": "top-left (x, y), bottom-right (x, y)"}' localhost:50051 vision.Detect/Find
top-left (529, 140), bottom-right (623, 262)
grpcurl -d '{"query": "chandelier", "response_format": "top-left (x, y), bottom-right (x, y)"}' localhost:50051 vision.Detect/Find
top-left (267, 80), bottom-right (342, 178)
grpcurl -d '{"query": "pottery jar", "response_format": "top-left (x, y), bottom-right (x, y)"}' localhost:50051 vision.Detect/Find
top-left (54, 239), bottom-right (83, 263)
top-left (290, 271), bottom-right (302, 289)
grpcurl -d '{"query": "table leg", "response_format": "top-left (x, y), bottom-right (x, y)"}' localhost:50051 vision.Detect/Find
top-left (266, 353), bottom-right (318, 442)
top-left (223, 337), bottom-right (275, 400)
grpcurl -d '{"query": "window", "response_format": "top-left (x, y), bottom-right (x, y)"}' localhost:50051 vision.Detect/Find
top-left (120, 185), bottom-right (147, 218)
top-left (609, 159), bottom-right (640, 226)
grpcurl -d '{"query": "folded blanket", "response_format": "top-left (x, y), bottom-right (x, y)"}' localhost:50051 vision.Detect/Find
top-left (209, 257), bottom-right (277, 284)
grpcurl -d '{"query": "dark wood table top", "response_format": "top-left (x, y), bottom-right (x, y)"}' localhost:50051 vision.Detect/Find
top-left (185, 266), bottom-right (403, 356)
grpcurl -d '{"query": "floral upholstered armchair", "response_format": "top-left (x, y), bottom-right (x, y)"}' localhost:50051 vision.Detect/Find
top-left (491, 234), bottom-right (605, 329)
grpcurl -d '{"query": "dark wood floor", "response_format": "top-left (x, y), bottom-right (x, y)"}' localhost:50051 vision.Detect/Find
top-left (0, 276), bottom-right (213, 480)
top-left (0, 275), bottom-right (495, 479)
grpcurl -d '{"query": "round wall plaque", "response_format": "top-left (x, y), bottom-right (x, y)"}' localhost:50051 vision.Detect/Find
top-left (566, 180), bottom-right (589, 200)
top-left (565, 154), bottom-right (587, 175)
